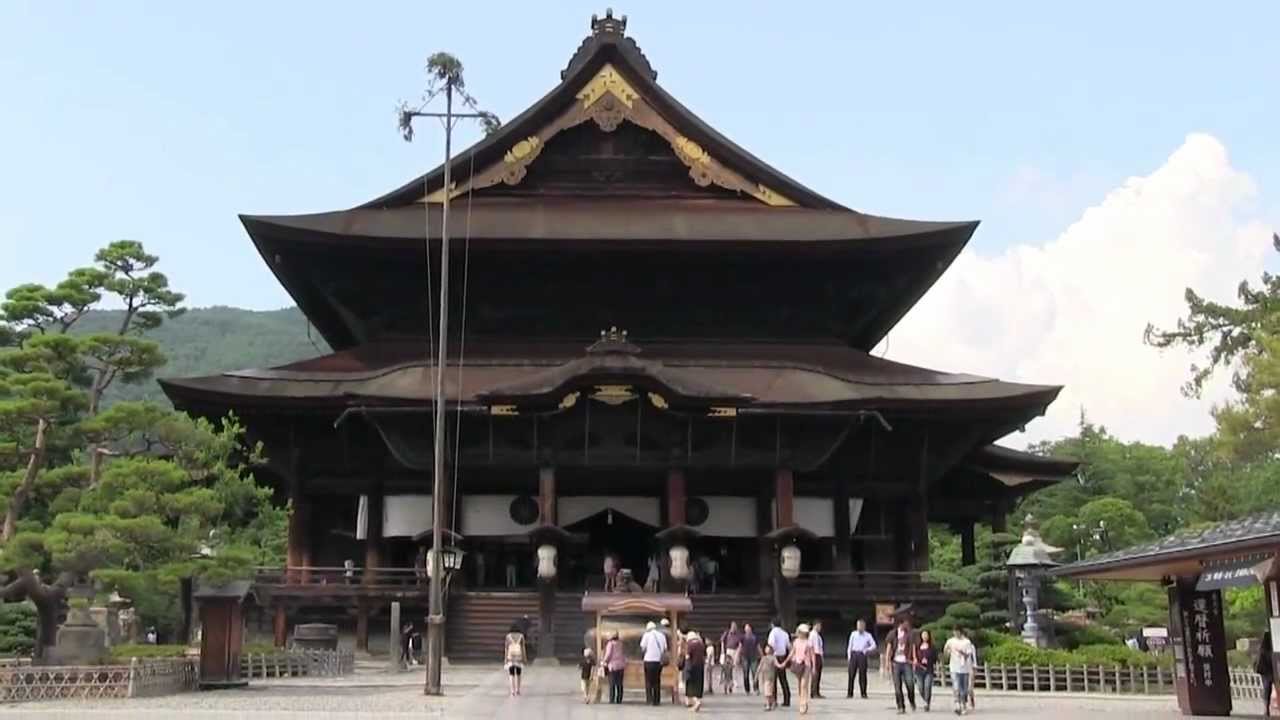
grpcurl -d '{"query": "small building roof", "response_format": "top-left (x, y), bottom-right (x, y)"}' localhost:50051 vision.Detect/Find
top-left (1054, 510), bottom-right (1280, 582)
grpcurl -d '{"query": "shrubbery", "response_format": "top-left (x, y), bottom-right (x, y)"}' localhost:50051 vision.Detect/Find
top-left (107, 644), bottom-right (191, 662)
top-left (979, 640), bottom-right (1171, 668)
top-left (0, 603), bottom-right (38, 657)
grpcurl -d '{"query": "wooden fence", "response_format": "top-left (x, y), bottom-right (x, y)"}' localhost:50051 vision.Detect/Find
top-left (239, 649), bottom-right (354, 679)
top-left (0, 658), bottom-right (197, 703)
top-left (935, 664), bottom-right (1264, 701)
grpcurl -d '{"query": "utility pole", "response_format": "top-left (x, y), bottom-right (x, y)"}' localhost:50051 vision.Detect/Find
top-left (398, 53), bottom-right (497, 697)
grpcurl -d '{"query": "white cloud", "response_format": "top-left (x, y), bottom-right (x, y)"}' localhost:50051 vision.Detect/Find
top-left (881, 134), bottom-right (1273, 447)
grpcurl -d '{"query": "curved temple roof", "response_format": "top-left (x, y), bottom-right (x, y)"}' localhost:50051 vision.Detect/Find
top-left (159, 337), bottom-right (1062, 415)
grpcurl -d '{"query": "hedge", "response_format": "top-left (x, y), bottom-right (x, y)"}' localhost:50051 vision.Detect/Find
top-left (107, 644), bottom-right (191, 662)
top-left (981, 641), bottom-right (1172, 668)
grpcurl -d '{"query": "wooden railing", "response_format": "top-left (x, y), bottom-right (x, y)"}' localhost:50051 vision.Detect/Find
top-left (931, 663), bottom-right (1260, 700)
top-left (254, 566), bottom-right (424, 587)
top-left (794, 571), bottom-right (952, 599)
top-left (239, 649), bottom-right (354, 679)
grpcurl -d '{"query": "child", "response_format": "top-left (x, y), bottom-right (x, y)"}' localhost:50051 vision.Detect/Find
top-left (757, 643), bottom-right (779, 711)
top-left (579, 648), bottom-right (596, 704)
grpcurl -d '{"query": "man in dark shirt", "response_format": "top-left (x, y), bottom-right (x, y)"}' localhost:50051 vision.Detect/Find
top-left (740, 624), bottom-right (760, 694)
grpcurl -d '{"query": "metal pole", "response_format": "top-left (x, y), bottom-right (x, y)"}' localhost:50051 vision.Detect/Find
top-left (424, 81), bottom-right (453, 697)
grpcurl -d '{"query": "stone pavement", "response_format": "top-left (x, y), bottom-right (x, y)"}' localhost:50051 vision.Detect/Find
top-left (1, 662), bottom-right (1197, 719)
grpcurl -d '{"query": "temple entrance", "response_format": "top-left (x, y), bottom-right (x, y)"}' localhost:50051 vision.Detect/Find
top-left (565, 509), bottom-right (658, 591)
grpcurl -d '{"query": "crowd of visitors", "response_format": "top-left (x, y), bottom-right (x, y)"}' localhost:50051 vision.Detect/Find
top-left (502, 610), bottom-right (981, 714)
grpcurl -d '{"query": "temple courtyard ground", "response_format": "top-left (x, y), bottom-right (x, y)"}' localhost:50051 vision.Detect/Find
top-left (0, 662), bottom-right (1221, 719)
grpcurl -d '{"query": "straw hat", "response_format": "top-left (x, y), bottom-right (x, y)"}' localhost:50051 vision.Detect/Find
top-left (795, 623), bottom-right (811, 635)
top-left (646, 621), bottom-right (657, 631)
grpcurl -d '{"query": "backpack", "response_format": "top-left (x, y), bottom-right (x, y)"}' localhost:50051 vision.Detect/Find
top-left (506, 634), bottom-right (525, 663)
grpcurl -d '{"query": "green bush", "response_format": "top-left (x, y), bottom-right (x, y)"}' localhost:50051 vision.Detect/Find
top-left (978, 610), bottom-right (1009, 627)
top-left (1072, 643), bottom-right (1155, 668)
top-left (0, 603), bottom-right (38, 657)
top-left (945, 602), bottom-right (981, 622)
top-left (107, 644), bottom-right (191, 662)
top-left (982, 642), bottom-right (1074, 666)
top-left (1054, 621), bottom-right (1117, 650)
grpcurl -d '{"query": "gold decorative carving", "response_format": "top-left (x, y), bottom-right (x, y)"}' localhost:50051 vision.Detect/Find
top-left (750, 183), bottom-right (797, 207)
top-left (648, 393), bottom-right (669, 410)
top-left (576, 64), bottom-right (638, 132)
top-left (672, 135), bottom-right (713, 186)
top-left (501, 136), bottom-right (543, 185)
top-left (559, 392), bottom-right (580, 410)
top-left (591, 384), bottom-right (637, 405)
top-left (708, 407), bottom-right (738, 418)
top-left (422, 181), bottom-right (460, 204)
top-left (490, 404), bottom-right (519, 416)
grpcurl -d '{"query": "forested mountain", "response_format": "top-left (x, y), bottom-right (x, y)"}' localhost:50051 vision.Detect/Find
top-left (72, 306), bottom-right (329, 406)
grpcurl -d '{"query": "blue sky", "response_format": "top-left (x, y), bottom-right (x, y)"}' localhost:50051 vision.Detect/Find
top-left (1, 1), bottom-right (1277, 311)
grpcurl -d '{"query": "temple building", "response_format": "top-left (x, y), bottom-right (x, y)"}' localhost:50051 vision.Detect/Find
top-left (161, 11), bottom-right (1077, 659)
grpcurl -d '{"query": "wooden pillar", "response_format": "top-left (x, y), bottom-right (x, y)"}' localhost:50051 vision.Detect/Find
top-left (364, 490), bottom-right (384, 584)
top-left (990, 500), bottom-right (1009, 534)
top-left (356, 600), bottom-right (370, 652)
top-left (960, 522), bottom-right (977, 566)
top-left (1266, 573), bottom-right (1280, 700)
top-left (755, 473), bottom-right (774, 589)
top-left (774, 468), bottom-right (794, 528)
top-left (907, 499), bottom-right (930, 572)
top-left (833, 474), bottom-right (852, 570)
top-left (667, 468), bottom-right (687, 527)
top-left (536, 465), bottom-right (558, 661)
top-left (286, 475), bottom-right (310, 584)
top-left (538, 466), bottom-right (556, 526)
top-left (273, 605), bottom-right (287, 648)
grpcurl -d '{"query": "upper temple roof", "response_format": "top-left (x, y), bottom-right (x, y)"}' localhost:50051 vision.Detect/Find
top-left (239, 12), bottom-right (981, 352)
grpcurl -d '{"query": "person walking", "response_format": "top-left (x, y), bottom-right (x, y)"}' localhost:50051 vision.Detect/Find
top-left (504, 623), bottom-right (527, 697)
top-left (846, 618), bottom-right (876, 699)
top-left (790, 623), bottom-right (817, 714)
top-left (683, 631), bottom-right (707, 712)
top-left (810, 620), bottom-right (825, 698)
top-left (742, 623), bottom-right (760, 694)
top-left (1258, 631), bottom-right (1275, 717)
top-left (641, 620), bottom-right (668, 706)
top-left (767, 618), bottom-right (792, 707)
top-left (757, 643), bottom-right (781, 711)
top-left (915, 629), bottom-right (939, 712)
top-left (580, 647), bottom-right (597, 704)
top-left (881, 617), bottom-right (918, 714)
top-left (721, 622), bottom-right (744, 693)
top-left (943, 627), bottom-right (976, 716)
top-left (603, 631), bottom-right (627, 704)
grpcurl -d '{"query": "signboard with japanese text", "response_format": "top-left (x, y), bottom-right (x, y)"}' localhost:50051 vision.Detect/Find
top-left (1168, 582), bottom-right (1231, 716)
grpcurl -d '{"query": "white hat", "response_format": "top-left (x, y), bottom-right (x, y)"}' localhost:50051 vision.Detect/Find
top-left (686, 631), bottom-right (699, 642)
top-left (583, 648), bottom-right (592, 657)
top-left (795, 623), bottom-right (811, 635)
top-left (646, 621), bottom-right (657, 631)
top-left (661, 618), bottom-right (670, 626)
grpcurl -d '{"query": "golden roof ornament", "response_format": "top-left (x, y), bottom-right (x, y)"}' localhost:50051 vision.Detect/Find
top-left (587, 326), bottom-right (641, 355)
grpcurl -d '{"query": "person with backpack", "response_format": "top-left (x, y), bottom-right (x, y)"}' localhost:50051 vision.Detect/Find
top-left (603, 631), bottom-right (627, 704)
top-left (504, 623), bottom-right (527, 697)
top-left (790, 623), bottom-right (816, 714)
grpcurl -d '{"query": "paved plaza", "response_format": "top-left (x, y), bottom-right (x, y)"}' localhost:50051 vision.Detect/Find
top-left (0, 661), bottom-right (1204, 720)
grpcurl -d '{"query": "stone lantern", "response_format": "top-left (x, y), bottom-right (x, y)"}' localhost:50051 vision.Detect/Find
top-left (1005, 515), bottom-right (1062, 648)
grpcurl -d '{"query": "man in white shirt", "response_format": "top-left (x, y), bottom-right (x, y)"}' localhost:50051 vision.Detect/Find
top-left (640, 621), bottom-right (668, 706)
top-left (943, 627), bottom-right (976, 716)
top-left (846, 618), bottom-right (877, 698)
top-left (767, 619), bottom-right (792, 707)
top-left (810, 620), bottom-right (826, 698)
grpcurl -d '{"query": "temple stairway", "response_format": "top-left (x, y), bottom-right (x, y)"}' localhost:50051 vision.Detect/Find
top-left (444, 591), bottom-right (540, 662)
top-left (684, 592), bottom-right (775, 639)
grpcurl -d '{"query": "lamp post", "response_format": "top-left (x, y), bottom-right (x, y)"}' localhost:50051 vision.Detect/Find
top-left (1006, 515), bottom-right (1062, 648)
top-left (397, 53), bottom-right (498, 697)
